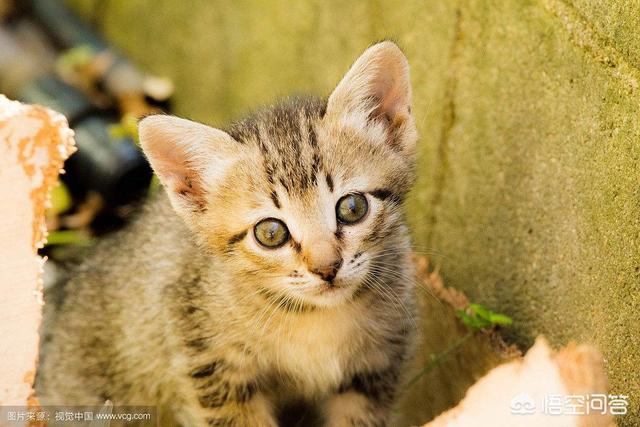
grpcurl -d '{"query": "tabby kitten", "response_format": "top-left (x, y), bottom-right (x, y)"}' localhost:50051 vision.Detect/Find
top-left (38, 41), bottom-right (419, 427)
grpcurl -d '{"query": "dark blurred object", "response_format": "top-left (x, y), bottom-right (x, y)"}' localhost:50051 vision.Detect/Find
top-left (0, 20), bottom-right (152, 212)
top-left (0, 0), bottom-right (173, 244)
top-left (27, 0), bottom-right (173, 116)
top-left (19, 75), bottom-right (152, 207)
top-left (0, 0), bottom-right (14, 21)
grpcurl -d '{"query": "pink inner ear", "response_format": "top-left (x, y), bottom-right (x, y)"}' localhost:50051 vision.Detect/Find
top-left (152, 150), bottom-right (208, 212)
top-left (370, 52), bottom-right (411, 126)
top-left (372, 78), bottom-right (408, 126)
top-left (162, 159), bottom-right (207, 210)
top-left (172, 170), bottom-right (207, 212)
top-left (367, 80), bottom-right (409, 134)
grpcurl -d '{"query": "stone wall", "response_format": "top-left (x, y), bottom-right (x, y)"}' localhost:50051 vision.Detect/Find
top-left (68, 0), bottom-right (640, 424)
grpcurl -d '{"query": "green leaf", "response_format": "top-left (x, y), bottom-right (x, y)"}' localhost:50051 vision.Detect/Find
top-left (49, 181), bottom-right (72, 215)
top-left (46, 230), bottom-right (91, 246)
top-left (470, 303), bottom-right (492, 320)
top-left (474, 317), bottom-right (492, 329)
top-left (108, 114), bottom-right (140, 144)
top-left (456, 310), bottom-right (474, 327)
top-left (456, 309), bottom-right (488, 330)
top-left (56, 45), bottom-right (96, 74)
top-left (489, 313), bottom-right (513, 325)
top-left (457, 303), bottom-right (513, 331)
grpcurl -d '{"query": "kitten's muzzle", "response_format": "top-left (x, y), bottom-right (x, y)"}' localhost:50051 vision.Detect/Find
top-left (311, 258), bottom-right (343, 284)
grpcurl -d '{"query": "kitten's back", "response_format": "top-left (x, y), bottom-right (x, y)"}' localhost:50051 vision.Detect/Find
top-left (37, 191), bottom-right (199, 405)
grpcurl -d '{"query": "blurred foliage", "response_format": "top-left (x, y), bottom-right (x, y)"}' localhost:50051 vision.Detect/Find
top-left (56, 44), bottom-right (96, 76)
top-left (49, 180), bottom-right (72, 215)
top-left (108, 113), bottom-right (139, 143)
top-left (46, 229), bottom-right (91, 246)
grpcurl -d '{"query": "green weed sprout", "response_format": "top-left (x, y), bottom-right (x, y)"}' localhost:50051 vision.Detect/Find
top-left (406, 303), bottom-right (512, 389)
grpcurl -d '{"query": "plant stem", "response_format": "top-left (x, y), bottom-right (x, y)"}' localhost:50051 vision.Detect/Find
top-left (405, 331), bottom-right (475, 389)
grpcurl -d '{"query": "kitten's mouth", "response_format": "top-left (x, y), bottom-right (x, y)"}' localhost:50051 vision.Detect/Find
top-left (296, 273), bottom-right (366, 307)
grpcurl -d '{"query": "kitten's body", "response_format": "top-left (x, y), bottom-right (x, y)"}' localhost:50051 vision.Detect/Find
top-left (38, 42), bottom-right (419, 426)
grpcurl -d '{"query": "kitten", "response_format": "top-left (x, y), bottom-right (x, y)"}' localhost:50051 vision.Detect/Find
top-left (38, 41), bottom-right (419, 427)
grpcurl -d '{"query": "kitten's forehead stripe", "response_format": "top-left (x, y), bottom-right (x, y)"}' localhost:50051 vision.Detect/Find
top-left (226, 97), bottom-right (327, 197)
top-left (278, 177), bottom-right (290, 194)
top-left (307, 120), bottom-right (322, 186)
top-left (270, 190), bottom-right (281, 209)
top-left (326, 173), bottom-right (334, 192)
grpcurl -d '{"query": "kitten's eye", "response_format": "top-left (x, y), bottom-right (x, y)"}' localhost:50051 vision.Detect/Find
top-left (336, 193), bottom-right (368, 224)
top-left (254, 218), bottom-right (290, 248)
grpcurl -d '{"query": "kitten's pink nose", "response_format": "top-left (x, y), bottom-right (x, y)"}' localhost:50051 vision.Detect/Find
top-left (305, 240), bottom-right (342, 283)
top-left (311, 259), bottom-right (343, 283)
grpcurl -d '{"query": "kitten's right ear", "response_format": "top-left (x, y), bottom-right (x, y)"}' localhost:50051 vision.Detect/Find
top-left (138, 115), bottom-right (240, 219)
top-left (326, 41), bottom-right (416, 155)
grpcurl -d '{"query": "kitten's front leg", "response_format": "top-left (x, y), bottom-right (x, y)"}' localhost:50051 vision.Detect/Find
top-left (180, 359), bottom-right (278, 427)
top-left (323, 365), bottom-right (400, 427)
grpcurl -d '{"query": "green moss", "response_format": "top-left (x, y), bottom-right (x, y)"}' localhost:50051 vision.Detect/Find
top-left (66, 0), bottom-right (640, 424)
top-left (570, 0), bottom-right (640, 70)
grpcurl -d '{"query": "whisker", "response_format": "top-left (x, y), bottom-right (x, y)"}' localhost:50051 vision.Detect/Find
top-left (368, 261), bottom-right (443, 307)
top-left (366, 274), bottom-right (418, 331)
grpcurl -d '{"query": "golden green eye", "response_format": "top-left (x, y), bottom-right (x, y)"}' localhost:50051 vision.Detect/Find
top-left (336, 193), bottom-right (368, 224)
top-left (254, 218), bottom-right (290, 248)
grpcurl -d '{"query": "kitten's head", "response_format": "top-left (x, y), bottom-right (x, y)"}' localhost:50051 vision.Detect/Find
top-left (139, 41), bottom-right (417, 308)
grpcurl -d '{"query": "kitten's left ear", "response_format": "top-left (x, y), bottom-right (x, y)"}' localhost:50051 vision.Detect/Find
top-left (326, 41), bottom-right (417, 154)
top-left (138, 115), bottom-right (241, 223)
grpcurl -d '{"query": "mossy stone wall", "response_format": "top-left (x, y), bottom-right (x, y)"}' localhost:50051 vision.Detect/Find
top-left (68, 0), bottom-right (640, 424)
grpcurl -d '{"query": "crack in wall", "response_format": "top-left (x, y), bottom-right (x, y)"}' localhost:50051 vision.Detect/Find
top-left (540, 0), bottom-right (640, 92)
top-left (426, 4), bottom-right (462, 249)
